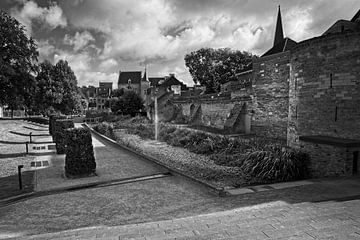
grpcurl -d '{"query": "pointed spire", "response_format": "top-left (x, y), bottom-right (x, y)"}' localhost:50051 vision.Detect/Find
top-left (274, 5), bottom-right (284, 46)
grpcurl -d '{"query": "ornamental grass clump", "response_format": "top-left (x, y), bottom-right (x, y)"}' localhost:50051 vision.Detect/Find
top-left (241, 146), bottom-right (309, 183)
top-left (54, 119), bottom-right (74, 154)
top-left (65, 128), bottom-right (96, 177)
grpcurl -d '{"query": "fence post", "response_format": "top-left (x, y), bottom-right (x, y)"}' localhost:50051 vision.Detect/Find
top-left (25, 141), bottom-right (29, 154)
top-left (29, 132), bottom-right (32, 143)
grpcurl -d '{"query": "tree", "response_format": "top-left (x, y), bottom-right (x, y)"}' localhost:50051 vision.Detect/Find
top-left (34, 60), bottom-right (82, 115)
top-left (111, 88), bottom-right (125, 98)
top-left (0, 10), bottom-right (38, 113)
top-left (111, 91), bottom-right (144, 117)
top-left (184, 48), bottom-right (254, 93)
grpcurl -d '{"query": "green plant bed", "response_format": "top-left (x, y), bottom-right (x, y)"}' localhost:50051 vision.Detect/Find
top-left (54, 119), bottom-right (74, 154)
top-left (65, 128), bottom-right (96, 177)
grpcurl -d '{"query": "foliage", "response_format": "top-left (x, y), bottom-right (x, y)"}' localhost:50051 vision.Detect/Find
top-left (27, 116), bottom-right (49, 125)
top-left (65, 128), bottom-right (96, 177)
top-left (0, 11), bottom-right (38, 110)
top-left (111, 88), bottom-right (125, 98)
top-left (93, 122), bottom-right (115, 140)
top-left (49, 114), bottom-right (66, 135)
top-left (34, 60), bottom-right (82, 115)
top-left (85, 109), bottom-right (110, 119)
top-left (110, 91), bottom-right (144, 117)
top-left (54, 119), bottom-right (74, 154)
top-left (241, 147), bottom-right (309, 183)
top-left (184, 48), bottom-right (254, 93)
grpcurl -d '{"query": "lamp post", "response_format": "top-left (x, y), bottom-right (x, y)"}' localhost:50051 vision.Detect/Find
top-left (154, 88), bottom-right (159, 141)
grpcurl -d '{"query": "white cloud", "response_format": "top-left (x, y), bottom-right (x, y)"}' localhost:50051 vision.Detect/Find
top-left (64, 31), bottom-right (95, 52)
top-left (285, 6), bottom-right (313, 41)
top-left (36, 40), bottom-right (55, 61)
top-left (99, 58), bottom-right (118, 72)
top-left (11, 1), bottom-right (67, 34)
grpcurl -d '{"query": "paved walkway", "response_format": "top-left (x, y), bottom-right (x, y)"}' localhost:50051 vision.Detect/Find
top-left (11, 198), bottom-right (360, 240)
top-left (1, 126), bottom-right (360, 239)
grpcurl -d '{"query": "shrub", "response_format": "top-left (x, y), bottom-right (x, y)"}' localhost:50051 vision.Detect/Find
top-left (93, 122), bottom-right (115, 139)
top-left (129, 123), bottom-right (154, 139)
top-left (65, 128), bottom-right (96, 177)
top-left (27, 116), bottom-right (49, 125)
top-left (49, 115), bottom-right (66, 136)
top-left (241, 147), bottom-right (309, 183)
top-left (54, 119), bottom-right (74, 154)
top-left (159, 125), bottom-right (177, 142)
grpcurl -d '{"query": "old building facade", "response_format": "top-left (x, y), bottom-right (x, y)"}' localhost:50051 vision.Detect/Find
top-left (165, 8), bottom-right (360, 177)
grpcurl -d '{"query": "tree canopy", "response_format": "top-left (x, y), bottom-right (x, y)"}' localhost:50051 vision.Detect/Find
top-left (0, 10), bottom-right (38, 109)
top-left (184, 48), bottom-right (254, 93)
top-left (35, 60), bottom-right (82, 115)
top-left (111, 91), bottom-right (144, 117)
top-left (0, 11), bottom-right (83, 115)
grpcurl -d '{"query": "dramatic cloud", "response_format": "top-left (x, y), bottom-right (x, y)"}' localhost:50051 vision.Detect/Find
top-left (2, 0), bottom-right (359, 87)
top-left (64, 31), bottom-right (95, 52)
top-left (10, 1), bottom-right (67, 34)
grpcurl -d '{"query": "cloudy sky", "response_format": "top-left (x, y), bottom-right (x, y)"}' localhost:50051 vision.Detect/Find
top-left (1, 0), bottom-right (359, 88)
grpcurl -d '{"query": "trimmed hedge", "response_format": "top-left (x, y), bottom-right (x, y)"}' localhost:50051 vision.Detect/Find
top-left (54, 119), bottom-right (74, 154)
top-left (65, 127), bottom-right (96, 177)
top-left (27, 116), bottom-right (49, 125)
top-left (49, 115), bottom-right (66, 135)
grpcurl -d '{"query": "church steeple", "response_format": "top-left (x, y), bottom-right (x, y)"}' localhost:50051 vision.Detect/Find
top-left (274, 5), bottom-right (284, 46)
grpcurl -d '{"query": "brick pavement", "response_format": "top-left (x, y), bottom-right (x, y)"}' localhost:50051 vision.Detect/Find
top-left (11, 198), bottom-right (360, 240)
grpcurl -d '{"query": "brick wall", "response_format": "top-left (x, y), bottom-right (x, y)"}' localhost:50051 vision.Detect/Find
top-left (252, 51), bottom-right (291, 140)
top-left (298, 141), bottom-right (359, 177)
top-left (288, 32), bottom-right (360, 147)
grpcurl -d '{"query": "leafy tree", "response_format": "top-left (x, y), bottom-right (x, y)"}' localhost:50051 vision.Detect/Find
top-left (0, 10), bottom-right (38, 114)
top-left (184, 48), bottom-right (254, 93)
top-left (111, 91), bottom-right (144, 117)
top-left (111, 88), bottom-right (125, 98)
top-left (34, 60), bottom-right (82, 115)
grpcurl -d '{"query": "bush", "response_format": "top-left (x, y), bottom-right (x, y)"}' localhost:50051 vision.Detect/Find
top-left (49, 115), bottom-right (66, 135)
top-left (241, 147), bottom-right (309, 183)
top-left (93, 122), bottom-right (115, 139)
top-left (65, 128), bottom-right (96, 177)
top-left (54, 119), bottom-right (74, 154)
top-left (27, 116), bottom-right (49, 125)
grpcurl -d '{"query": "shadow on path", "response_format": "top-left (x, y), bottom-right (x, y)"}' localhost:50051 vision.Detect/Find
top-left (0, 171), bottom-right (34, 200)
